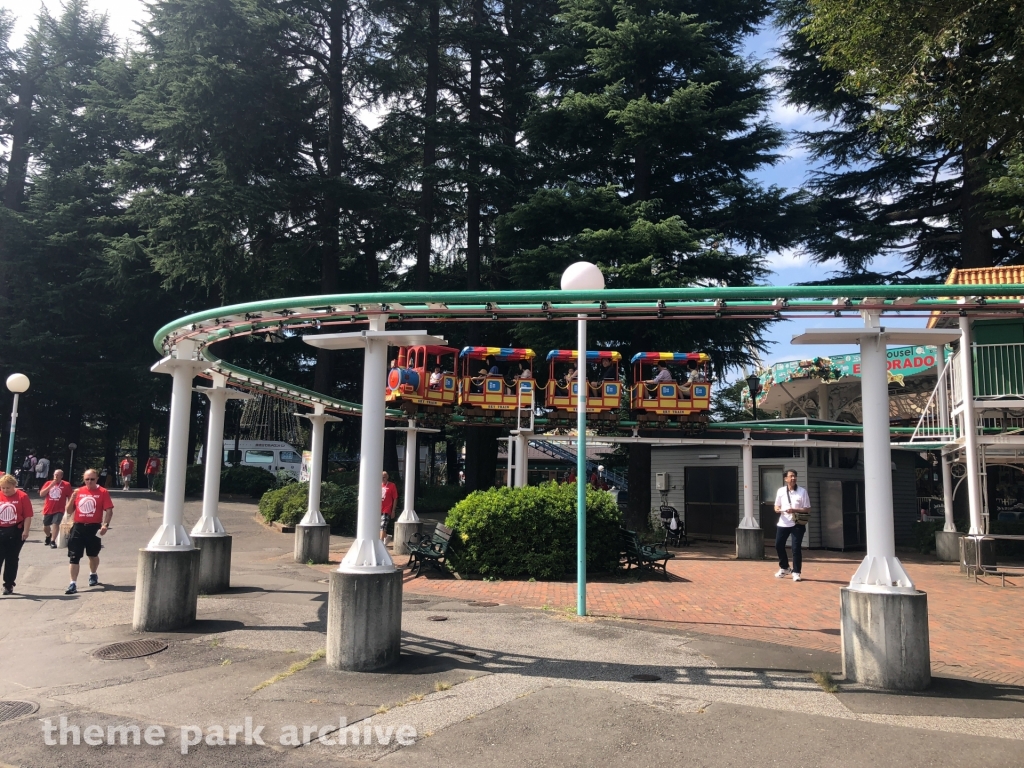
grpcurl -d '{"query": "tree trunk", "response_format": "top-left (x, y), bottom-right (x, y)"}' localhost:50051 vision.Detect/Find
top-left (415, 0), bottom-right (441, 291)
top-left (465, 0), bottom-right (484, 291)
top-left (383, 430), bottom-right (401, 481)
top-left (625, 443), bottom-right (651, 530)
top-left (445, 431), bottom-right (460, 485)
top-left (3, 78), bottom-right (35, 211)
top-left (960, 143), bottom-right (993, 269)
top-left (463, 426), bottom-right (500, 491)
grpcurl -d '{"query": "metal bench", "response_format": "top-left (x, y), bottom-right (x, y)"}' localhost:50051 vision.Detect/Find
top-left (618, 528), bottom-right (675, 578)
top-left (407, 523), bottom-right (454, 576)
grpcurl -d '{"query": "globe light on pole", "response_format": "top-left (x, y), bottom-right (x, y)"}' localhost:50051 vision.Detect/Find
top-left (745, 373), bottom-right (760, 421)
top-left (5, 373), bottom-right (30, 476)
top-left (561, 261), bottom-right (605, 617)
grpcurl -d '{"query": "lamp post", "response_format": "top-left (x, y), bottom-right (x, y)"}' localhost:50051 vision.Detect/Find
top-left (5, 373), bottom-right (30, 476)
top-left (561, 261), bottom-right (605, 617)
top-left (745, 373), bottom-right (760, 421)
top-left (68, 443), bottom-right (77, 479)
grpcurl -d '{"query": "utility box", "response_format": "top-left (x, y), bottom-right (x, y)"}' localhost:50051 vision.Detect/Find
top-left (655, 472), bottom-right (669, 491)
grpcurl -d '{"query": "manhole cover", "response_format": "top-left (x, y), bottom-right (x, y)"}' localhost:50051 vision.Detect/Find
top-left (94, 640), bottom-right (168, 660)
top-left (469, 601), bottom-right (499, 607)
top-left (630, 674), bottom-right (661, 682)
top-left (427, 615), bottom-right (448, 622)
top-left (0, 701), bottom-right (38, 723)
top-left (404, 599), bottom-right (429, 604)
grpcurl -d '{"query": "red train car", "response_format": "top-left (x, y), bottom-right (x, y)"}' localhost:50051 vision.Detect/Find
top-left (386, 345), bottom-right (459, 414)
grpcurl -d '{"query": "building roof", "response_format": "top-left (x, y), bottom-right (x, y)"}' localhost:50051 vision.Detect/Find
top-left (928, 267), bottom-right (1024, 327)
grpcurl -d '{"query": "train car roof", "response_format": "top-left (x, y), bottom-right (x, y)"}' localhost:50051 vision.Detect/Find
top-left (459, 346), bottom-right (535, 361)
top-left (629, 352), bottom-right (711, 364)
top-left (545, 350), bottom-right (622, 362)
top-left (402, 344), bottom-right (458, 355)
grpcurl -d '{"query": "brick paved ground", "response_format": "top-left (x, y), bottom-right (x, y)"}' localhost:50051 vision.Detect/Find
top-left (380, 544), bottom-right (1024, 686)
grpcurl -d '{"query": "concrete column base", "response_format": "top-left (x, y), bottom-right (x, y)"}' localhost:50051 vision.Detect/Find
top-left (295, 524), bottom-right (331, 564)
top-left (840, 587), bottom-right (930, 691)
top-left (959, 536), bottom-right (996, 574)
top-left (193, 535), bottom-right (232, 593)
top-left (934, 530), bottom-right (963, 562)
top-left (133, 548), bottom-right (200, 632)
top-left (326, 570), bottom-right (403, 671)
top-left (735, 527), bottom-right (764, 560)
top-left (393, 521), bottom-right (421, 556)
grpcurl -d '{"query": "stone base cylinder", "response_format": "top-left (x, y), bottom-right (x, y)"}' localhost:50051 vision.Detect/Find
top-left (840, 587), bottom-right (930, 691)
top-left (393, 520), bottom-right (421, 556)
top-left (735, 527), bottom-right (764, 560)
top-left (935, 530), bottom-right (963, 563)
top-left (133, 548), bottom-right (201, 632)
top-left (326, 570), bottom-right (403, 672)
top-left (193, 534), bottom-right (232, 593)
top-left (959, 535), bottom-right (996, 573)
top-left (295, 524), bottom-right (331, 564)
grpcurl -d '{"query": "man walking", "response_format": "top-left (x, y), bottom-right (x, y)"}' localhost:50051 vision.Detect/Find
top-left (34, 456), bottom-right (50, 489)
top-left (21, 453), bottom-right (37, 490)
top-left (39, 469), bottom-right (72, 548)
top-left (119, 455), bottom-right (134, 491)
top-left (144, 455), bottom-right (161, 490)
top-left (64, 469), bottom-right (114, 595)
top-left (380, 471), bottom-right (398, 543)
top-left (0, 474), bottom-right (33, 595)
top-left (774, 469), bottom-right (810, 582)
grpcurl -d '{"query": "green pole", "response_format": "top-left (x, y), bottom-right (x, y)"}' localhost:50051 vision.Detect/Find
top-left (577, 315), bottom-right (587, 616)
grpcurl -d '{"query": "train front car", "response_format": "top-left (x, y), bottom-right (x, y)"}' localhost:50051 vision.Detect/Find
top-left (458, 346), bottom-right (536, 417)
top-left (544, 350), bottom-right (622, 424)
top-left (629, 352), bottom-right (712, 432)
top-left (386, 345), bottom-right (459, 416)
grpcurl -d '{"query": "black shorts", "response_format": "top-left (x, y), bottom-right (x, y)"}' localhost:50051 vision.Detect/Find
top-left (380, 514), bottom-right (392, 532)
top-left (68, 523), bottom-right (102, 564)
top-left (42, 512), bottom-right (64, 526)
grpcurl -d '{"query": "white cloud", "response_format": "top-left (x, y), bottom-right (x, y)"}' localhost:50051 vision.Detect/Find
top-left (1, 0), bottom-right (147, 47)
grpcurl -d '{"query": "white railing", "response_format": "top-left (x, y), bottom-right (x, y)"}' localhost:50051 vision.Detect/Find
top-left (973, 343), bottom-right (1024, 399)
top-left (910, 357), bottom-right (959, 444)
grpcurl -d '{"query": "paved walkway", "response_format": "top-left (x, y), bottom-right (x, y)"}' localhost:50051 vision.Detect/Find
top-left (383, 544), bottom-right (1024, 686)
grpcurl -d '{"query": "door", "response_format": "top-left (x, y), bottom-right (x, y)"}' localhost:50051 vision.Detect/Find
top-left (684, 466), bottom-right (739, 540)
top-left (842, 480), bottom-right (866, 549)
top-left (760, 466), bottom-right (785, 543)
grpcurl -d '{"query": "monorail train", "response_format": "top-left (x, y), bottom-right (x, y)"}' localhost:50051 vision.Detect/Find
top-left (385, 345), bottom-right (712, 429)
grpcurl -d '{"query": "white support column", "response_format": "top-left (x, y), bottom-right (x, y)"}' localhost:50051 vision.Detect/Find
top-left (936, 356), bottom-right (956, 533)
top-left (941, 452), bottom-right (956, 532)
top-left (296, 405), bottom-right (342, 526)
top-left (506, 437), bottom-right (514, 488)
top-left (398, 420), bottom-right (420, 524)
top-left (739, 430), bottom-right (758, 529)
top-left (958, 316), bottom-right (985, 535)
top-left (193, 376), bottom-right (251, 536)
top-left (849, 312), bottom-right (914, 592)
top-left (817, 382), bottom-right (830, 420)
top-left (514, 433), bottom-right (528, 488)
top-left (339, 314), bottom-right (394, 573)
top-left (149, 341), bottom-right (210, 550)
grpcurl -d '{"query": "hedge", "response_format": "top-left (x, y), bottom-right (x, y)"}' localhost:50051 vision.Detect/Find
top-left (153, 465), bottom-right (277, 499)
top-left (258, 481), bottom-right (358, 534)
top-left (416, 485), bottom-right (470, 516)
top-left (444, 482), bottom-right (621, 579)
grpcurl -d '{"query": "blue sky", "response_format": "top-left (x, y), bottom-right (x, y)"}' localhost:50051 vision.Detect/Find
top-left (3, 2), bottom-right (924, 367)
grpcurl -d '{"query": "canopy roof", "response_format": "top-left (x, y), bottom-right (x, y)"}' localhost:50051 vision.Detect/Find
top-left (404, 345), bottom-right (458, 356)
top-left (629, 352), bottom-right (710, 364)
top-left (459, 346), bottom-right (535, 361)
top-left (545, 350), bottom-right (622, 362)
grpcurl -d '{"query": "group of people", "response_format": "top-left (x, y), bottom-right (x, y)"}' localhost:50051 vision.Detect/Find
top-left (0, 467), bottom-right (114, 597)
top-left (469, 356), bottom-right (532, 394)
top-left (11, 452), bottom-right (50, 491)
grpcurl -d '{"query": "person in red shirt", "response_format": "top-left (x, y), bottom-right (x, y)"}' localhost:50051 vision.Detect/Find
top-left (119, 455), bottom-right (135, 491)
top-left (144, 455), bottom-right (161, 490)
top-left (39, 468), bottom-right (72, 548)
top-left (64, 469), bottom-right (114, 595)
top-left (380, 471), bottom-right (398, 543)
top-left (0, 473), bottom-right (34, 595)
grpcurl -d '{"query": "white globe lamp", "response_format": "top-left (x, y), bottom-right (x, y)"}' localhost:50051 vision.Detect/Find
top-left (5, 373), bottom-right (30, 475)
top-left (560, 261), bottom-right (605, 292)
top-left (6, 373), bottom-right (29, 393)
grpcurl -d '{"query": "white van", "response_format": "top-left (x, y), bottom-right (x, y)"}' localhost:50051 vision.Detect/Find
top-left (197, 440), bottom-right (303, 478)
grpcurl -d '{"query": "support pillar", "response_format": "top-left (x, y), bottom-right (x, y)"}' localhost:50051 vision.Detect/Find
top-left (394, 420), bottom-right (421, 555)
top-left (135, 341), bottom-right (209, 632)
top-left (958, 316), bottom-right (985, 535)
top-left (736, 431), bottom-right (762, 559)
top-left (514, 433), bottom-right (528, 487)
top-left (191, 377), bottom-right (250, 592)
top-left (294, 406), bottom-right (341, 564)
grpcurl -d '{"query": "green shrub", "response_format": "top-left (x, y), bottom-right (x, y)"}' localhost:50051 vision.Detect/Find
top-left (325, 469), bottom-right (360, 486)
top-left (416, 485), bottom-right (470, 516)
top-left (221, 466), bottom-right (277, 497)
top-left (444, 482), bottom-right (621, 579)
top-left (258, 481), bottom-right (358, 534)
top-left (151, 465), bottom-right (204, 496)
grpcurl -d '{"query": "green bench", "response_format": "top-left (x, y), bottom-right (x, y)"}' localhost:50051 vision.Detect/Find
top-left (407, 523), bottom-right (454, 576)
top-left (619, 527), bottom-right (675, 578)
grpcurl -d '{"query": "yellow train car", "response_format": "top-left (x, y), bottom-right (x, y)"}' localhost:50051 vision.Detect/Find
top-left (458, 346), bottom-right (535, 413)
top-left (630, 352), bottom-right (712, 417)
top-left (544, 349), bottom-right (622, 413)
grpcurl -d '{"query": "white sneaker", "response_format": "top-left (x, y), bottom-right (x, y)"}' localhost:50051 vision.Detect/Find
top-left (774, 568), bottom-right (792, 578)
top-left (792, 572), bottom-right (802, 582)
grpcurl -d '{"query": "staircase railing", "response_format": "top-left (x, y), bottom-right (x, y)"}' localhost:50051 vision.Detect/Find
top-left (529, 439), bottom-right (628, 490)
